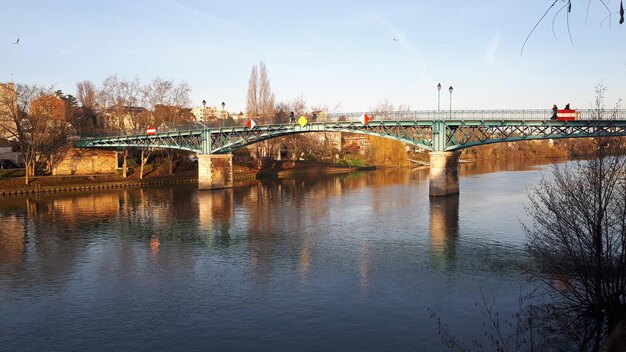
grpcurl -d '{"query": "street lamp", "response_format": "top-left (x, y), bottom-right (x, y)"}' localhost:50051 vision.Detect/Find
top-left (437, 83), bottom-right (441, 120)
top-left (202, 99), bottom-right (206, 125)
top-left (448, 86), bottom-right (453, 120)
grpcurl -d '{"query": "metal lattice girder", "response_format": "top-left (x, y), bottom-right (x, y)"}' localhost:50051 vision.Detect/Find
top-left (75, 119), bottom-right (626, 154)
top-left (75, 121), bottom-right (435, 154)
top-left (444, 120), bottom-right (626, 151)
top-left (75, 129), bottom-right (204, 152)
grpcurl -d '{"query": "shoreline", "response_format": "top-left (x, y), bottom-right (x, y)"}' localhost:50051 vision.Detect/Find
top-left (0, 165), bottom-right (378, 197)
top-left (0, 156), bottom-right (570, 198)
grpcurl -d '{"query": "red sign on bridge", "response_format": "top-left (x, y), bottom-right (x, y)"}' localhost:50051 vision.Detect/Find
top-left (557, 109), bottom-right (576, 121)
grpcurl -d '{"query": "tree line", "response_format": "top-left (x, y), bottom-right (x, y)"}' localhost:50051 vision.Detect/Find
top-left (0, 62), bottom-right (415, 184)
top-left (0, 76), bottom-right (193, 183)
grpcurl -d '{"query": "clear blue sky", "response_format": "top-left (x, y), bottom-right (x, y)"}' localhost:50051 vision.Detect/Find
top-left (3, 0), bottom-right (625, 112)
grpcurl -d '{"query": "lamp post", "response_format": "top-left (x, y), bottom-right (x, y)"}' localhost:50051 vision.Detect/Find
top-left (448, 86), bottom-right (453, 120)
top-left (202, 99), bottom-right (206, 125)
top-left (221, 102), bottom-right (226, 128)
top-left (437, 83), bottom-right (441, 120)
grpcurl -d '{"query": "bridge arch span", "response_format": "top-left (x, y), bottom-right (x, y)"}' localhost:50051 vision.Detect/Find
top-left (75, 118), bottom-right (626, 196)
top-left (211, 128), bottom-right (433, 155)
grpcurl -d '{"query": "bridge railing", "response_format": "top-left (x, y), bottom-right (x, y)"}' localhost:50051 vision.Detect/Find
top-left (78, 109), bottom-right (626, 139)
top-left (328, 109), bottom-right (626, 121)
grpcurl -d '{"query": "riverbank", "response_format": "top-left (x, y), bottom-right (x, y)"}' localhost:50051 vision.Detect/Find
top-left (0, 162), bottom-right (377, 197)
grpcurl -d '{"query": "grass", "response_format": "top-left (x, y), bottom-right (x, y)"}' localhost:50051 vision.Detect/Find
top-left (0, 168), bottom-right (25, 178)
top-left (336, 158), bottom-right (370, 167)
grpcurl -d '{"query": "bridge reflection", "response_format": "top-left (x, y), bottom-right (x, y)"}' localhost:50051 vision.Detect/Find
top-left (429, 194), bottom-right (459, 266)
top-left (0, 164), bottom-right (538, 286)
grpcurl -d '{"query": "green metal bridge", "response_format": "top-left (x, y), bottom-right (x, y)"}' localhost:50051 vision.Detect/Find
top-left (75, 109), bottom-right (626, 154)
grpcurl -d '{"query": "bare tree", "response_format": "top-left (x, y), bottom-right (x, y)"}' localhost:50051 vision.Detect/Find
top-left (258, 62), bottom-right (275, 119)
top-left (76, 80), bottom-right (96, 110)
top-left (370, 99), bottom-right (411, 120)
top-left (97, 75), bottom-right (143, 133)
top-left (370, 99), bottom-right (395, 120)
top-left (276, 94), bottom-right (307, 119)
top-left (522, 0), bottom-right (624, 56)
top-left (74, 81), bottom-right (99, 132)
top-left (142, 77), bottom-right (191, 111)
top-left (141, 77), bottom-right (192, 174)
top-left (246, 61), bottom-right (275, 120)
top-left (246, 65), bottom-right (258, 118)
top-left (0, 83), bottom-right (20, 141)
top-left (291, 94), bottom-right (307, 116)
top-left (428, 290), bottom-right (550, 352)
top-left (525, 83), bottom-right (626, 351)
top-left (139, 148), bottom-right (153, 179)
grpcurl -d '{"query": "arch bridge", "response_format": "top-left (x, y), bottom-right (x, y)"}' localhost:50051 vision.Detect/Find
top-left (75, 109), bottom-right (626, 196)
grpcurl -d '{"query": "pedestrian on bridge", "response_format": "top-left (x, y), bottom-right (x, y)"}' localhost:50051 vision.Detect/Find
top-left (551, 104), bottom-right (558, 120)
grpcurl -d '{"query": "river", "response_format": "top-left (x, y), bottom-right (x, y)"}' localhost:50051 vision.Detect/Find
top-left (0, 160), bottom-right (557, 351)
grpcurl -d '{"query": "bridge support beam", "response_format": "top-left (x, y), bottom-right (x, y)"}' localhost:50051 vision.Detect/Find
top-left (428, 151), bottom-right (459, 197)
top-left (198, 154), bottom-right (233, 190)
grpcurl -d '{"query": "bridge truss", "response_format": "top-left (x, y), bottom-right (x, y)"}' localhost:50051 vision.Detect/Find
top-left (75, 120), bottom-right (626, 154)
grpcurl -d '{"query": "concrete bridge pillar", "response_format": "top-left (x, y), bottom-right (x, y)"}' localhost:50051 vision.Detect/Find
top-left (198, 154), bottom-right (233, 190)
top-left (428, 151), bottom-right (459, 197)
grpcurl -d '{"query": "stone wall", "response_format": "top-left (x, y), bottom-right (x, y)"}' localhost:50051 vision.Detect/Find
top-left (52, 148), bottom-right (117, 176)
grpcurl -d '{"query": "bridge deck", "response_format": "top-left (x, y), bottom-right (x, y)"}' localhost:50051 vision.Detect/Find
top-left (75, 117), bottom-right (626, 154)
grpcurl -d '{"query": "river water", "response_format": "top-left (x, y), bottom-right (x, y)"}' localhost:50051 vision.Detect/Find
top-left (0, 161), bottom-right (556, 351)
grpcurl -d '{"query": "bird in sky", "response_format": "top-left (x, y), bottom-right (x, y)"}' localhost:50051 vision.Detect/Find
top-left (13, 38), bottom-right (19, 45)
top-left (393, 38), bottom-right (399, 42)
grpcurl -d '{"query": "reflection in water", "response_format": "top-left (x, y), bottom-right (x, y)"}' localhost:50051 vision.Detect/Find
top-left (0, 215), bottom-right (25, 267)
top-left (460, 158), bottom-right (566, 176)
top-left (360, 244), bottom-right (370, 291)
top-left (0, 161), bottom-right (557, 352)
top-left (197, 188), bottom-right (233, 246)
top-left (299, 244), bottom-right (310, 281)
top-left (429, 194), bottom-right (459, 266)
top-left (150, 234), bottom-right (160, 254)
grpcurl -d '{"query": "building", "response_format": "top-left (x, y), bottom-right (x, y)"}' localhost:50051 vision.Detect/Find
top-left (102, 106), bottom-right (148, 132)
top-left (342, 133), bottom-right (370, 154)
top-left (191, 105), bottom-right (230, 123)
top-left (0, 138), bottom-right (22, 165)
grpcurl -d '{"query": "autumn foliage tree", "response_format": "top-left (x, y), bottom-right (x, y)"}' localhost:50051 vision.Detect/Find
top-left (30, 94), bottom-right (67, 121)
top-left (0, 84), bottom-right (74, 184)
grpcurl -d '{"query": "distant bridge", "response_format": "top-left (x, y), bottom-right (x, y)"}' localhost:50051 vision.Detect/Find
top-left (74, 109), bottom-right (626, 195)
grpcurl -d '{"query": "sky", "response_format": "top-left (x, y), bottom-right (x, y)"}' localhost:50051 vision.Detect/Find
top-left (2, 0), bottom-right (625, 113)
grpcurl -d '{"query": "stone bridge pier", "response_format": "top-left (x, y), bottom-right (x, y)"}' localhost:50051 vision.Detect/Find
top-left (198, 154), bottom-right (234, 190)
top-left (428, 151), bottom-right (459, 197)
